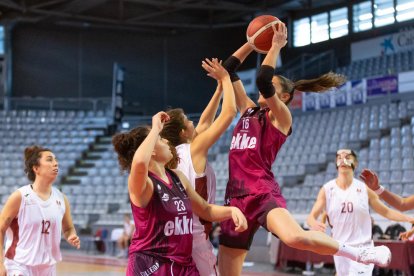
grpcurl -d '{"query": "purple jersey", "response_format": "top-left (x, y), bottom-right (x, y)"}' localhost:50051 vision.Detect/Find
top-left (129, 169), bottom-right (194, 265)
top-left (226, 107), bottom-right (289, 198)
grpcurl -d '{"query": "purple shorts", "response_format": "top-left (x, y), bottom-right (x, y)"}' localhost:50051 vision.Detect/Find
top-left (219, 191), bottom-right (286, 250)
top-left (127, 252), bottom-right (200, 276)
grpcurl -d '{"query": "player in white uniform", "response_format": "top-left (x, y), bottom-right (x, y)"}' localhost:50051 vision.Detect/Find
top-left (307, 149), bottom-right (414, 276)
top-left (0, 145), bottom-right (80, 276)
top-left (161, 58), bottom-right (236, 275)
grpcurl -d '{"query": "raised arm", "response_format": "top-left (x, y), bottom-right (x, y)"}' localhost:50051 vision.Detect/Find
top-left (223, 43), bottom-right (257, 114)
top-left (256, 23), bottom-right (292, 135)
top-left (360, 169), bottom-right (414, 211)
top-left (368, 188), bottom-right (414, 223)
top-left (307, 188), bottom-right (327, 232)
top-left (128, 112), bottom-right (170, 207)
top-left (0, 191), bottom-right (21, 276)
top-left (174, 169), bottom-right (247, 232)
top-left (190, 59), bottom-right (236, 161)
top-left (194, 81), bottom-right (223, 136)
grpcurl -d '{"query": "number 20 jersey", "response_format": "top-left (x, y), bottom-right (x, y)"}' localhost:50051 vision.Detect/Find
top-left (324, 179), bottom-right (372, 246)
top-left (5, 185), bottom-right (65, 266)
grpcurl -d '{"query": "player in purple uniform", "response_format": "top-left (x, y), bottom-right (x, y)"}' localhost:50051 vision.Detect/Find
top-left (218, 23), bottom-right (392, 275)
top-left (112, 111), bottom-right (247, 276)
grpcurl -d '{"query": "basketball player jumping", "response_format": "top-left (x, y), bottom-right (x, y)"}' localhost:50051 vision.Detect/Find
top-left (218, 22), bottom-right (392, 276)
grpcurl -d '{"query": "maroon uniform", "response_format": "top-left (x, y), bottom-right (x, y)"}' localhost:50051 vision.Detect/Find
top-left (220, 107), bottom-right (289, 249)
top-left (127, 169), bottom-right (199, 276)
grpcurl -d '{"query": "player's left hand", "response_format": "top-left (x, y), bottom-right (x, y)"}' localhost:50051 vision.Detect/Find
top-left (67, 234), bottom-right (81, 249)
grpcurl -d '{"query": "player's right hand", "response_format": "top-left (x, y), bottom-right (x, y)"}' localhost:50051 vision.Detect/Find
top-left (310, 221), bottom-right (326, 232)
top-left (230, 207), bottom-right (248, 232)
top-left (152, 111), bottom-right (170, 132)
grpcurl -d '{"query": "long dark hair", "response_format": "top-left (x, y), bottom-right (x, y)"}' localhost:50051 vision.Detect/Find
top-left (277, 72), bottom-right (346, 105)
top-left (161, 108), bottom-right (187, 169)
top-left (161, 108), bottom-right (187, 147)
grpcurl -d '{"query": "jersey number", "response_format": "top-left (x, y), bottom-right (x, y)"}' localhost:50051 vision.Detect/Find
top-left (174, 200), bottom-right (186, 212)
top-left (341, 202), bottom-right (353, 213)
top-left (41, 220), bottom-right (51, 234)
top-left (242, 118), bottom-right (249, 130)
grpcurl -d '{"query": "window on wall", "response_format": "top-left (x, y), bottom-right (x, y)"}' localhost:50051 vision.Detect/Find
top-left (330, 7), bottom-right (349, 39)
top-left (0, 26), bottom-right (4, 55)
top-left (353, 1), bottom-right (373, 32)
top-left (293, 17), bottom-right (310, 47)
top-left (396, 0), bottom-right (414, 22)
top-left (374, 0), bottom-right (395, 27)
top-left (311, 13), bottom-right (329, 43)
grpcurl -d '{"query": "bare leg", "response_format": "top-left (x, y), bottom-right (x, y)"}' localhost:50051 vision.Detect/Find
top-left (266, 208), bottom-right (339, 255)
top-left (218, 245), bottom-right (248, 276)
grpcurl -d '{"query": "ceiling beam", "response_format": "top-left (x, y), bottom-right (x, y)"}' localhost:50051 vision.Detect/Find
top-left (0, 0), bottom-right (23, 11)
top-left (126, 0), bottom-right (193, 22)
top-left (124, 0), bottom-right (257, 12)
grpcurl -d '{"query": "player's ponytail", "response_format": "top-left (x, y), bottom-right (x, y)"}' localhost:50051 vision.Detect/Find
top-left (277, 72), bottom-right (346, 105)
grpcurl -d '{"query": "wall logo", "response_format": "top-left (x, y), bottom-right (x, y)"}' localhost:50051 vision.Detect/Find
top-left (380, 37), bottom-right (395, 54)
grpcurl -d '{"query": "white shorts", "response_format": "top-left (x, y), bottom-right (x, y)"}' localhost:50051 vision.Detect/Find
top-left (5, 258), bottom-right (56, 276)
top-left (192, 234), bottom-right (218, 276)
top-left (333, 255), bottom-right (374, 276)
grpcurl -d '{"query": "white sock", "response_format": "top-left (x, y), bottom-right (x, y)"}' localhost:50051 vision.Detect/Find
top-left (334, 243), bottom-right (359, 261)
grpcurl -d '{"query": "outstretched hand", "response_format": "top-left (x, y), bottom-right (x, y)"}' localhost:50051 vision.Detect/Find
top-left (359, 169), bottom-right (380, 191)
top-left (152, 111), bottom-right (170, 132)
top-left (201, 58), bottom-right (229, 81)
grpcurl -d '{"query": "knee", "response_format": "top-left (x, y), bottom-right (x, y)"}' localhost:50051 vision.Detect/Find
top-left (283, 232), bottom-right (310, 249)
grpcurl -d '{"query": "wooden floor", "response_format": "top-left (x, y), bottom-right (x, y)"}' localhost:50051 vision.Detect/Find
top-left (56, 251), bottom-right (294, 276)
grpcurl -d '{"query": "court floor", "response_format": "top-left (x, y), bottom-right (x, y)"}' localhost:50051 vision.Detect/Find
top-left (56, 251), bottom-right (293, 276)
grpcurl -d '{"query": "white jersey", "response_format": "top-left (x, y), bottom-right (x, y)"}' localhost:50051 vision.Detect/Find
top-left (324, 179), bottom-right (374, 276)
top-left (176, 143), bottom-right (216, 236)
top-left (5, 185), bottom-right (65, 266)
top-left (324, 178), bottom-right (372, 246)
top-left (176, 143), bottom-right (218, 276)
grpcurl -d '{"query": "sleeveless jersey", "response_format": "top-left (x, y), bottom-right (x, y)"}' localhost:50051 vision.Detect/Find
top-left (226, 107), bottom-right (289, 198)
top-left (176, 143), bottom-right (216, 237)
top-left (5, 185), bottom-right (65, 266)
top-left (129, 169), bottom-right (194, 265)
top-left (324, 178), bottom-right (372, 246)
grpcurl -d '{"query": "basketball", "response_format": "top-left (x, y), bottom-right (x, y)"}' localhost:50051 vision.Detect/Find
top-left (246, 15), bottom-right (280, 54)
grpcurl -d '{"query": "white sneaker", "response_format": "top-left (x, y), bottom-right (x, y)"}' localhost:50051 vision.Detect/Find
top-left (357, 245), bottom-right (391, 267)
